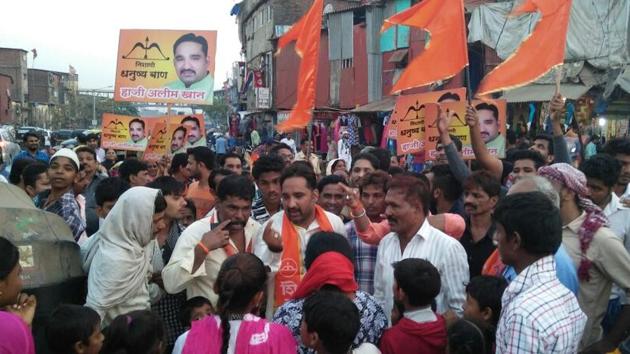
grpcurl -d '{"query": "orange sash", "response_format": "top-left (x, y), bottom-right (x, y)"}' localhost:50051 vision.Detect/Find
top-left (274, 205), bottom-right (332, 307)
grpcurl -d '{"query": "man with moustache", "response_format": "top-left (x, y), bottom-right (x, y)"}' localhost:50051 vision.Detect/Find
top-left (460, 171), bottom-right (501, 278)
top-left (373, 175), bottom-right (469, 321)
top-left (162, 175), bottom-right (261, 307)
top-left (128, 118), bottom-right (148, 146)
top-left (254, 163), bottom-right (346, 307)
top-left (171, 126), bottom-right (187, 154)
top-left (181, 116), bottom-right (206, 149)
top-left (166, 33), bottom-right (214, 103)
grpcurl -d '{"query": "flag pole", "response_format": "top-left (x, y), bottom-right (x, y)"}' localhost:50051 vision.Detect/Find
top-left (555, 65), bottom-right (562, 95)
top-left (465, 66), bottom-right (473, 103)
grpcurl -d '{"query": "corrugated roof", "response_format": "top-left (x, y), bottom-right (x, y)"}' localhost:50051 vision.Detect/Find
top-left (352, 95), bottom-right (395, 112)
top-left (500, 84), bottom-right (592, 102)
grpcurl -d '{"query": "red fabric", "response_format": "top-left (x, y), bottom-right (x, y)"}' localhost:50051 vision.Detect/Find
top-left (276, 0), bottom-right (324, 132)
top-left (476, 0), bottom-right (572, 96)
top-left (381, 0), bottom-right (468, 93)
top-left (379, 316), bottom-right (447, 354)
top-left (291, 251), bottom-right (358, 300)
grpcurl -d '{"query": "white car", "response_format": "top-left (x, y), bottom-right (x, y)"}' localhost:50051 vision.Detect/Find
top-left (0, 128), bottom-right (20, 163)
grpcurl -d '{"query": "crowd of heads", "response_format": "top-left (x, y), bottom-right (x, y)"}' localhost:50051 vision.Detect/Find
top-left (4, 118), bottom-right (630, 354)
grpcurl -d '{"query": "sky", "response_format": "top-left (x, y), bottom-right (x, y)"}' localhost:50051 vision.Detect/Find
top-left (0, 0), bottom-right (242, 91)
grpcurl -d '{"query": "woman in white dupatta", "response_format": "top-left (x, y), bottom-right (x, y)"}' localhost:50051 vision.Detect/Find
top-left (85, 186), bottom-right (167, 326)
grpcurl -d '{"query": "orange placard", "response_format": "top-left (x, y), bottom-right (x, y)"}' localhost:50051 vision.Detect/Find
top-left (396, 103), bottom-right (438, 155)
top-left (391, 88), bottom-right (467, 155)
top-left (101, 114), bottom-right (150, 152)
top-left (424, 101), bottom-right (468, 160)
top-left (102, 113), bottom-right (206, 154)
top-left (114, 29), bottom-right (217, 105)
top-left (470, 98), bottom-right (507, 158)
top-left (424, 98), bottom-right (507, 160)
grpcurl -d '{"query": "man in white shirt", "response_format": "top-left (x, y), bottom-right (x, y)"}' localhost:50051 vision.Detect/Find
top-left (295, 140), bottom-right (321, 177)
top-left (280, 134), bottom-right (297, 155)
top-left (581, 154), bottom-right (630, 250)
top-left (603, 138), bottom-right (630, 201)
top-left (162, 175), bottom-right (261, 307)
top-left (374, 174), bottom-right (468, 320)
top-left (254, 163), bottom-right (346, 307)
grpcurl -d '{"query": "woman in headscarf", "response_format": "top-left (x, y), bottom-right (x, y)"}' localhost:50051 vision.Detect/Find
top-left (325, 158), bottom-right (347, 176)
top-left (273, 232), bottom-right (388, 353)
top-left (85, 187), bottom-right (167, 326)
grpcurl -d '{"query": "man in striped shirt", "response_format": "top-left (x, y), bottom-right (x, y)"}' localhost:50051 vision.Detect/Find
top-left (373, 175), bottom-right (469, 321)
top-left (494, 192), bottom-right (586, 353)
top-left (250, 155), bottom-right (284, 223)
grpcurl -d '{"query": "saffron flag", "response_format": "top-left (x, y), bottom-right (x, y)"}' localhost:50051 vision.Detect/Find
top-left (276, 0), bottom-right (324, 132)
top-left (382, 0), bottom-right (468, 94)
top-left (476, 0), bottom-right (572, 96)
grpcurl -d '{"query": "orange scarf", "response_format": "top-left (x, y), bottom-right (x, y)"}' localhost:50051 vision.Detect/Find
top-left (274, 205), bottom-right (332, 307)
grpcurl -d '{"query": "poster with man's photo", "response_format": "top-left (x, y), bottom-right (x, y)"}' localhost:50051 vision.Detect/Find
top-left (114, 29), bottom-right (217, 105)
top-left (101, 114), bottom-right (150, 151)
top-left (424, 98), bottom-right (507, 160)
top-left (102, 113), bottom-right (206, 155)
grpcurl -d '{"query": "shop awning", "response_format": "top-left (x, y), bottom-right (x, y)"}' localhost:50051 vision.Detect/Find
top-left (352, 96), bottom-right (396, 112)
top-left (499, 84), bottom-right (592, 103)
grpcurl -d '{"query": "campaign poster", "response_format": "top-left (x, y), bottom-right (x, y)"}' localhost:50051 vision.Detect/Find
top-left (114, 29), bottom-right (217, 105)
top-left (389, 88), bottom-right (467, 155)
top-left (102, 113), bottom-right (206, 153)
top-left (470, 98), bottom-right (507, 158)
top-left (101, 113), bottom-right (150, 151)
top-left (424, 98), bottom-right (507, 160)
top-left (424, 101), bottom-right (468, 160)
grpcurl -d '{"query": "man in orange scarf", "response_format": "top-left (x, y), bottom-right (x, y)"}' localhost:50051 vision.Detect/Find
top-left (254, 163), bottom-right (347, 308)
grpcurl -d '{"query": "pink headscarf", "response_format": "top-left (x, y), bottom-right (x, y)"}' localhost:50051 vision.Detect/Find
top-left (538, 163), bottom-right (608, 281)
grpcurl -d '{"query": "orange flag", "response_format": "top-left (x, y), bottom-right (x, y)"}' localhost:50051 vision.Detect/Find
top-left (275, 0), bottom-right (324, 132)
top-left (476, 0), bottom-right (572, 97)
top-left (382, 0), bottom-right (468, 94)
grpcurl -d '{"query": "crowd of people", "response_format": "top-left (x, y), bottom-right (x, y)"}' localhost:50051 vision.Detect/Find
top-left (1, 93), bottom-right (630, 354)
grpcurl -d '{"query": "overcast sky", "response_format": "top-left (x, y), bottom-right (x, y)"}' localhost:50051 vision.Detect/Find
top-left (0, 0), bottom-right (242, 90)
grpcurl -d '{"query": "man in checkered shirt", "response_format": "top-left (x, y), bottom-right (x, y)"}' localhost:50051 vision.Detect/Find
top-left (494, 192), bottom-right (586, 353)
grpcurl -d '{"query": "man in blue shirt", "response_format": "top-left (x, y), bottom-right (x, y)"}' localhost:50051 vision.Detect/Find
top-left (14, 132), bottom-right (49, 163)
top-left (214, 134), bottom-right (227, 157)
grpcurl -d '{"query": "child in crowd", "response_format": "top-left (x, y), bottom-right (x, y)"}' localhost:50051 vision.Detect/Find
top-left (447, 319), bottom-right (493, 354)
top-left (172, 296), bottom-right (214, 351)
top-left (94, 177), bottom-right (129, 224)
top-left (463, 275), bottom-right (507, 330)
top-left (21, 162), bottom-right (50, 199)
top-left (178, 296), bottom-right (214, 328)
top-left (379, 259), bottom-right (446, 354)
top-left (46, 304), bottom-right (104, 354)
top-left (301, 291), bottom-right (381, 354)
top-left (100, 310), bottom-right (165, 354)
top-left (35, 148), bottom-right (85, 241)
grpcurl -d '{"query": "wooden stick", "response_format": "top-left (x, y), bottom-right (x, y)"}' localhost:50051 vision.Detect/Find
top-left (555, 65), bottom-right (563, 95)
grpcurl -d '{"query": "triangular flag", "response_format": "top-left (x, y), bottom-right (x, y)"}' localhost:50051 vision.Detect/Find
top-left (382, 0), bottom-right (468, 94)
top-left (476, 0), bottom-right (572, 97)
top-left (275, 0), bottom-right (324, 132)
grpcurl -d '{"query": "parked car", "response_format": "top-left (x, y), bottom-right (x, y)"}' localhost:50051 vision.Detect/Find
top-left (0, 128), bottom-right (21, 163)
top-left (16, 126), bottom-right (39, 141)
top-left (60, 138), bottom-right (78, 149)
top-left (51, 129), bottom-right (73, 146)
